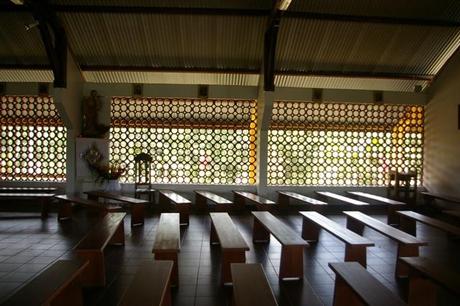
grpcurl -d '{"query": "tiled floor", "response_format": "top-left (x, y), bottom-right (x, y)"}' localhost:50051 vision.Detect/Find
top-left (0, 209), bottom-right (459, 306)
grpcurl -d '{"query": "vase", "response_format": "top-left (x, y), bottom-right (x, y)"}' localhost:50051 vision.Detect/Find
top-left (104, 179), bottom-right (121, 193)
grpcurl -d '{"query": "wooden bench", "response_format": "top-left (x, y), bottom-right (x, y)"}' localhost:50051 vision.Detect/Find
top-left (158, 190), bottom-right (192, 225)
top-left (443, 210), bottom-right (460, 219)
top-left (421, 191), bottom-right (460, 206)
top-left (85, 191), bottom-right (147, 227)
top-left (400, 257), bottom-right (460, 306)
top-left (234, 191), bottom-right (276, 211)
top-left (316, 191), bottom-right (369, 209)
top-left (195, 191), bottom-right (233, 212)
top-left (397, 210), bottom-right (460, 237)
top-left (152, 213), bottom-right (180, 286)
top-left (0, 193), bottom-right (55, 218)
top-left (278, 191), bottom-right (327, 211)
top-left (329, 262), bottom-right (407, 306)
top-left (347, 191), bottom-right (406, 225)
top-left (55, 194), bottom-right (123, 221)
top-left (1, 259), bottom-right (88, 306)
top-left (343, 211), bottom-right (427, 277)
top-left (118, 260), bottom-right (174, 306)
top-left (0, 186), bottom-right (57, 193)
top-left (231, 263), bottom-right (278, 306)
top-left (209, 212), bottom-right (250, 284)
top-left (252, 211), bottom-right (308, 279)
top-left (74, 212), bottom-right (126, 287)
top-left (300, 211), bottom-right (374, 267)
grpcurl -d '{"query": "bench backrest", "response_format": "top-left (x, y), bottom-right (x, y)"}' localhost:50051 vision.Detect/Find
top-left (210, 213), bottom-right (249, 250)
top-left (196, 191), bottom-right (232, 204)
top-left (85, 191), bottom-right (147, 204)
top-left (252, 211), bottom-right (308, 246)
top-left (347, 192), bottom-right (405, 205)
top-left (231, 263), bottom-right (278, 306)
top-left (152, 213), bottom-right (180, 252)
top-left (75, 213), bottom-right (126, 250)
top-left (397, 211), bottom-right (460, 236)
top-left (118, 260), bottom-right (174, 306)
top-left (329, 262), bottom-right (407, 306)
top-left (344, 211), bottom-right (426, 245)
top-left (400, 257), bottom-right (460, 296)
top-left (234, 191), bottom-right (275, 205)
top-left (300, 212), bottom-right (374, 246)
top-left (159, 190), bottom-right (191, 204)
top-left (2, 260), bottom-right (88, 306)
top-left (316, 191), bottom-right (369, 206)
top-left (278, 191), bottom-right (327, 205)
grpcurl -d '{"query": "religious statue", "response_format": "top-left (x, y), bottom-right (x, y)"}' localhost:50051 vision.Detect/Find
top-left (82, 90), bottom-right (110, 138)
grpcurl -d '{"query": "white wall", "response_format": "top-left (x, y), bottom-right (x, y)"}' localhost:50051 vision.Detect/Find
top-left (424, 50), bottom-right (460, 197)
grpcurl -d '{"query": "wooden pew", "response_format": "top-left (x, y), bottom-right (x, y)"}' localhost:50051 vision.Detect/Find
top-left (397, 210), bottom-right (460, 237)
top-left (277, 191), bottom-right (327, 212)
top-left (152, 213), bottom-right (180, 286)
top-left (74, 212), bottom-right (126, 287)
top-left (343, 211), bottom-right (427, 277)
top-left (195, 191), bottom-right (233, 213)
top-left (316, 191), bottom-right (369, 209)
top-left (300, 211), bottom-right (374, 267)
top-left (347, 191), bottom-right (406, 225)
top-left (158, 190), bottom-right (192, 225)
top-left (0, 186), bottom-right (57, 193)
top-left (421, 191), bottom-right (460, 206)
top-left (329, 262), bottom-right (407, 306)
top-left (55, 194), bottom-right (123, 221)
top-left (118, 260), bottom-right (174, 306)
top-left (251, 211), bottom-right (308, 279)
top-left (233, 191), bottom-right (276, 211)
top-left (231, 263), bottom-right (278, 306)
top-left (400, 257), bottom-right (460, 306)
top-left (85, 191), bottom-right (147, 227)
top-left (209, 212), bottom-right (250, 284)
top-left (0, 193), bottom-right (55, 218)
top-left (1, 259), bottom-right (88, 306)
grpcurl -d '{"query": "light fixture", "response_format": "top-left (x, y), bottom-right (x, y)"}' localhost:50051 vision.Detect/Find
top-left (276, 0), bottom-right (292, 11)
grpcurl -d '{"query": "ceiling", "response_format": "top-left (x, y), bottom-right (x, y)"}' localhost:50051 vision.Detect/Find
top-left (1, 0), bottom-right (460, 92)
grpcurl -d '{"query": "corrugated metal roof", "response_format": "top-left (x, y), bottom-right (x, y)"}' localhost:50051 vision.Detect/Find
top-left (83, 70), bottom-right (259, 86)
top-left (0, 69), bottom-right (53, 82)
top-left (59, 12), bottom-right (266, 69)
top-left (276, 18), bottom-right (460, 76)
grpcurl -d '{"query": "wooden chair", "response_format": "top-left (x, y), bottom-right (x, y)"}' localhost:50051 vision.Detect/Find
top-left (387, 169), bottom-right (418, 206)
top-left (134, 153), bottom-right (155, 203)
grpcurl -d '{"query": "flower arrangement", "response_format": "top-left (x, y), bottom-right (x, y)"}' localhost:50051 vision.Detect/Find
top-left (82, 144), bottom-right (126, 183)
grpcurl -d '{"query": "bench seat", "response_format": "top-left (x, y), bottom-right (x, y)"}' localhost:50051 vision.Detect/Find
top-left (0, 193), bottom-right (55, 218)
top-left (252, 211), bottom-right (308, 279)
top-left (74, 212), bottom-right (126, 286)
top-left (347, 191), bottom-right (406, 225)
top-left (343, 211), bottom-right (427, 277)
top-left (0, 187), bottom-right (57, 193)
top-left (1, 259), bottom-right (88, 306)
top-left (85, 191), bottom-right (147, 227)
top-left (400, 257), bottom-right (460, 306)
top-left (421, 191), bottom-right (460, 205)
top-left (118, 260), bottom-right (174, 306)
top-left (316, 191), bottom-right (369, 207)
top-left (397, 210), bottom-right (460, 237)
top-left (278, 191), bottom-right (327, 211)
top-left (300, 211), bottom-right (374, 267)
top-left (159, 190), bottom-right (192, 225)
top-left (231, 263), bottom-right (278, 306)
top-left (195, 191), bottom-right (233, 212)
top-left (152, 213), bottom-right (180, 286)
top-left (329, 262), bottom-right (406, 306)
top-left (234, 191), bottom-right (276, 212)
top-left (55, 194), bottom-right (123, 221)
top-left (210, 212), bottom-right (250, 284)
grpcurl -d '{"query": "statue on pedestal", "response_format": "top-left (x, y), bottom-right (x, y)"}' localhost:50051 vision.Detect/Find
top-left (82, 90), bottom-right (110, 138)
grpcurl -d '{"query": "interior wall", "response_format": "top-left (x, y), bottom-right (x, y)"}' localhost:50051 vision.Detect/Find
top-left (424, 50), bottom-right (460, 198)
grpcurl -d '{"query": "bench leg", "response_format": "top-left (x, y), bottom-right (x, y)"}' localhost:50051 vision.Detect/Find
top-left (131, 204), bottom-right (145, 227)
top-left (177, 204), bottom-right (190, 225)
top-left (346, 217), bottom-right (364, 235)
top-left (155, 252), bottom-right (179, 287)
top-left (332, 275), bottom-right (365, 306)
top-left (109, 221), bottom-right (125, 245)
top-left (221, 250), bottom-right (245, 285)
top-left (210, 222), bottom-right (219, 244)
top-left (278, 194), bottom-right (290, 213)
top-left (76, 250), bottom-right (105, 287)
top-left (400, 216), bottom-right (416, 236)
top-left (387, 205), bottom-right (403, 226)
top-left (253, 218), bottom-right (270, 242)
top-left (49, 276), bottom-right (84, 306)
top-left (233, 194), bottom-right (245, 212)
top-left (159, 193), bottom-right (170, 212)
top-left (407, 273), bottom-right (437, 306)
top-left (41, 198), bottom-right (50, 219)
top-left (344, 245), bottom-right (367, 268)
top-left (58, 201), bottom-right (72, 221)
top-left (195, 194), bottom-right (207, 213)
top-left (279, 245), bottom-right (304, 280)
top-left (396, 244), bottom-right (419, 278)
top-left (301, 217), bottom-right (320, 241)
